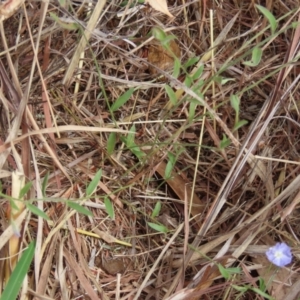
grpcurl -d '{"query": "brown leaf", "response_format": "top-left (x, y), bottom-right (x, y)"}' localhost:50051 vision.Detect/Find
top-left (148, 40), bottom-right (181, 75)
top-left (154, 160), bottom-right (205, 224)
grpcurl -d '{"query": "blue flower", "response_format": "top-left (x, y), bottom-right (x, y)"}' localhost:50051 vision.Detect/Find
top-left (266, 242), bottom-right (292, 267)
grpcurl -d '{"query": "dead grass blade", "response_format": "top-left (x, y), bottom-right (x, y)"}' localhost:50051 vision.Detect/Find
top-left (63, 0), bottom-right (107, 86)
top-left (134, 223), bottom-right (184, 300)
top-left (64, 248), bottom-right (106, 300)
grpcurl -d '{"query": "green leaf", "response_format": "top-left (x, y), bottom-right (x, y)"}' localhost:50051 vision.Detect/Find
top-left (147, 222), bottom-right (168, 233)
top-left (19, 182), bottom-right (33, 199)
top-left (42, 172), bottom-right (49, 197)
top-left (220, 134), bottom-right (231, 149)
top-left (0, 241), bottom-right (35, 300)
top-left (120, 0), bottom-right (144, 7)
top-left (194, 80), bottom-right (205, 91)
top-left (86, 169), bottom-right (102, 196)
top-left (164, 152), bottom-right (176, 179)
top-left (49, 12), bottom-right (79, 30)
top-left (121, 125), bottom-right (146, 160)
top-left (104, 197), bottom-right (115, 219)
top-left (218, 264), bottom-right (230, 280)
top-left (183, 56), bottom-right (199, 68)
top-left (231, 284), bottom-right (248, 292)
top-left (10, 199), bottom-right (19, 212)
top-left (151, 201), bottom-right (161, 218)
top-left (67, 201), bottom-right (93, 217)
top-left (192, 64), bottom-right (204, 81)
top-left (250, 287), bottom-right (275, 300)
top-left (161, 35), bottom-right (176, 47)
top-left (219, 266), bottom-right (241, 278)
top-left (292, 21), bottom-right (300, 29)
top-left (131, 146), bottom-right (145, 160)
top-left (259, 277), bottom-right (266, 292)
top-left (226, 267), bottom-right (241, 274)
top-left (58, 0), bottom-right (68, 8)
top-left (184, 75), bottom-right (193, 88)
top-left (26, 203), bottom-right (50, 221)
top-left (188, 101), bottom-right (198, 122)
top-left (165, 160), bottom-right (173, 179)
top-left (165, 85), bottom-right (177, 105)
top-left (230, 94), bottom-right (240, 114)
top-left (152, 27), bottom-right (167, 41)
top-left (243, 47), bottom-right (262, 67)
top-left (256, 5), bottom-right (277, 35)
top-left (107, 132), bottom-right (117, 155)
top-left (213, 76), bottom-right (223, 84)
top-left (110, 88), bottom-right (135, 112)
top-left (126, 125), bottom-right (136, 147)
top-left (233, 119), bottom-right (248, 131)
top-left (172, 58), bottom-right (181, 79)
top-left (221, 78), bottom-right (235, 85)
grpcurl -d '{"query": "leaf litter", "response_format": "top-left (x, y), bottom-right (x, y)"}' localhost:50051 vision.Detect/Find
top-left (0, 1), bottom-right (300, 299)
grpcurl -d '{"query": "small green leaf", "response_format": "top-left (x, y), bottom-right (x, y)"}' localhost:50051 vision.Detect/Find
top-left (10, 200), bottom-right (19, 212)
top-left (58, 0), bottom-right (68, 8)
top-left (86, 169), bottom-right (102, 196)
top-left (231, 284), bottom-right (248, 292)
top-left (219, 266), bottom-right (241, 278)
top-left (42, 172), bottom-right (49, 197)
top-left (152, 27), bottom-right (167, 41)
top-left (256, 5), bottom-right (277, 35)
top-left (165, 161), bottom-right (173, 179)
top-left (26, 203), bottom-right (50, 221)
top-left (183, 56), bottom-right (199, 68)
top-left (226, 267), bottom-right (241, 274)
top-left (188, 101), bottom-right (197, 122)
top-left (121, 126), bottom-right (146, 160)
top-left (107, 132), bottom-right (117, 155)
top-left (67, 201), bottom-right (93, 217)
top-left (230, 94), bottom-right (240, 114)
top-left (220, 134), bottom-right (231, 149)
top-left (192, 64), bottom-right (204, 80)
top-left (0, 241), bottom-right (35, 300)
top-left (151, 201), bottom-right (161, 218)
top-left (218, 264), bottom-right (230, 280)
top-left (259, 277), bottom-right (266, 291)
top-left (147, 222), bottom-right (168, 233)
top-left (172, 58), bottom-right (181, 79)
top-left (184, 75), bottom-right (193, 88)
top-left (111, 88), bottom-right (135, 112)
top-left (243, 47), bottom-right (262, 67)
top-left (19, 182), bottom-right (33, 199)
top-left (194, 80), bottom-right (205, 91)
top-left (49, 12), bottom-right (79, 30)
top-left (126, 125), bottom-right (136, 147)
top-left (165, 85), bottom-right (177, 105)
top-left (162, 36), bottom-right (177, 48)
top-left (250, 287), bottom-right (275, 300)
top-left (221, 78), bottom-right (235, 85)
top-left (213, 76), bottom-right (223, 84)
top-left (233, 119), bottom-right (248, 131)
top-left (104, 197), bottom-right (115, 219)
top-left (131, 145), bottom-right (146, 160)
top-left (164, 152), bottom-right (176, 179)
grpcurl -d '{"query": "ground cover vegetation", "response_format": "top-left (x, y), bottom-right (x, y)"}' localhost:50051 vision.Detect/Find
top-left (0, 0), bottom-right (300, 299)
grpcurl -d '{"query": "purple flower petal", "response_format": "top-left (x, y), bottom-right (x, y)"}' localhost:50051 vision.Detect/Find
top-left (266, 242), bottom-right (292, 267)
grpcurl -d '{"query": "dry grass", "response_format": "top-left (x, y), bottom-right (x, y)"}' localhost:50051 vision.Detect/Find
top-left (0, 0), bottom-right (300, 299)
